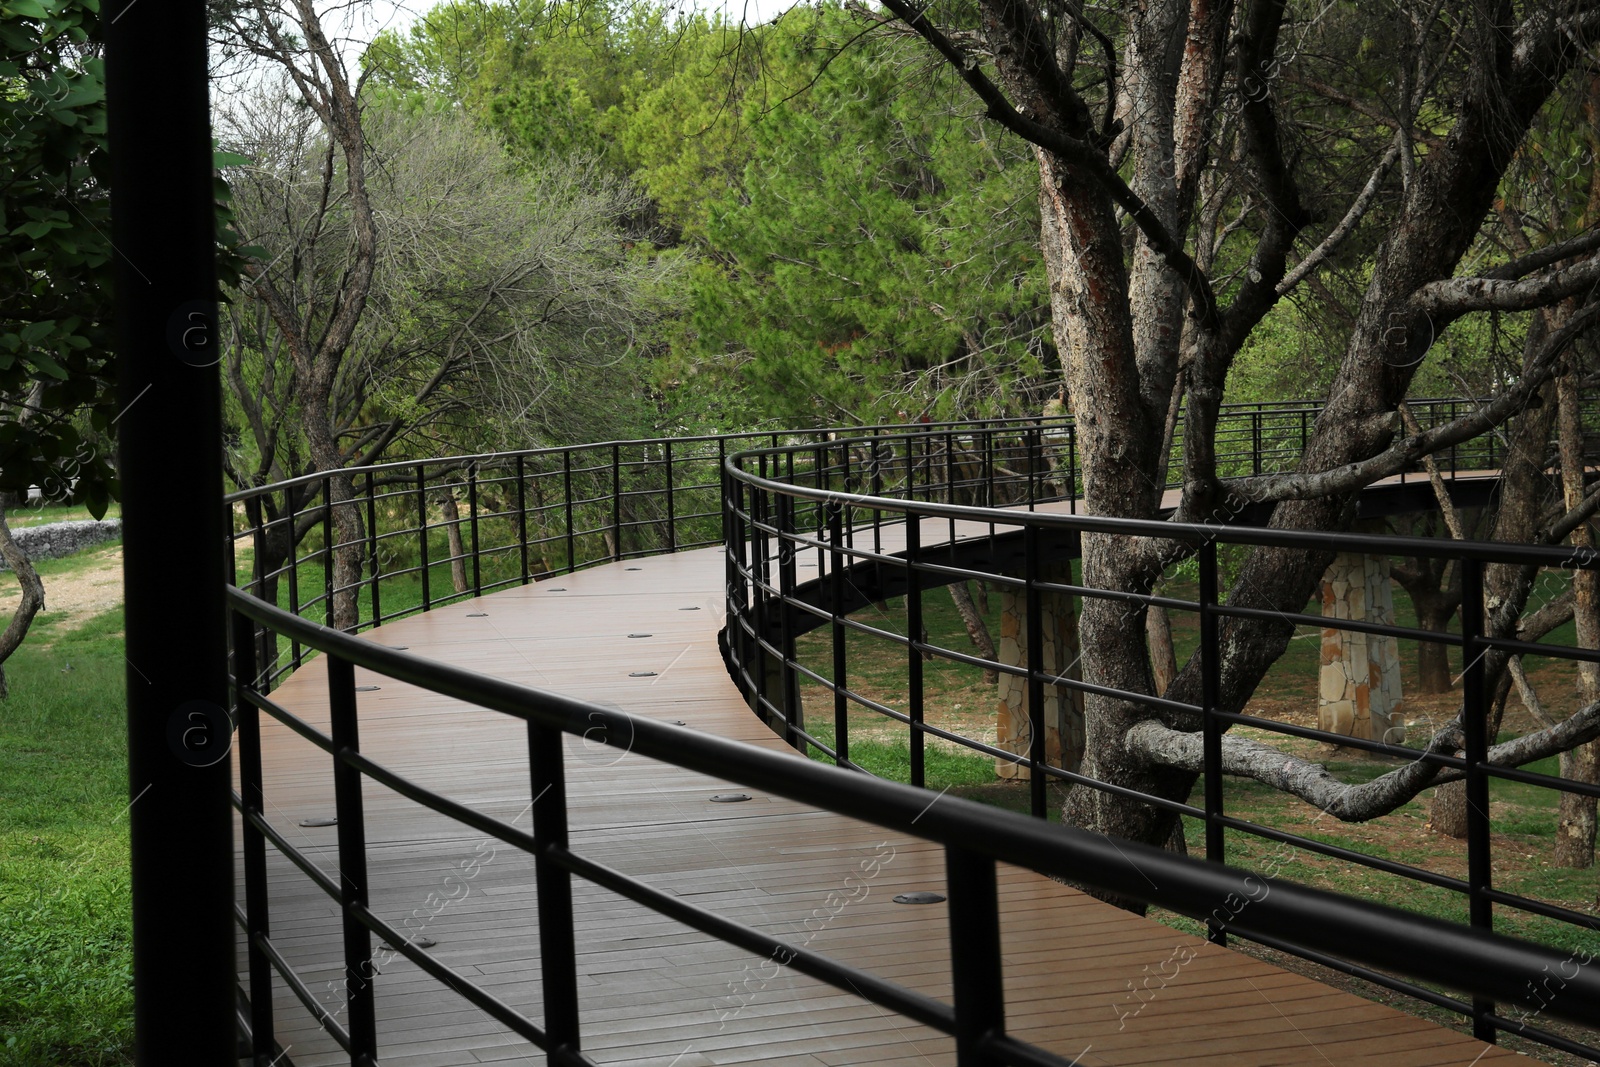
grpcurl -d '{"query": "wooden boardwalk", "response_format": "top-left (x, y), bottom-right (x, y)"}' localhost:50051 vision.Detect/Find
top-left (237, 507), bottom-right (1540, 1067)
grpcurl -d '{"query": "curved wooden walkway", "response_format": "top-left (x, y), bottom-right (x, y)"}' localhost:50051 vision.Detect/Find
top-left (236, 506), bottom-right (1541, 1067)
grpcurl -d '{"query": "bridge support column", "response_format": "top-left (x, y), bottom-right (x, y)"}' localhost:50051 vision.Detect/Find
top-left (996, 565), bottom-right (1085, 779)
top-left (1320, 553), bottom-right (1405, 744)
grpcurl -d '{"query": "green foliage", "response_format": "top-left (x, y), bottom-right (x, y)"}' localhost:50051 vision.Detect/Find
top-left (0, 0), bottom-right (115, 511)
top-left (2, 2), bottom-right (252, 514)
top-left (631, 7), bottom-right (1054, 424)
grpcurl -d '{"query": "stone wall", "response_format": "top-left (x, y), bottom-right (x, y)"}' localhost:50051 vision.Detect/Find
top-left (996, 563), bottom-right (1086, 779)
top-left (1319, 552), bottom-right (1405, 743)
top-left (0, 519), bottom-right (122, 569)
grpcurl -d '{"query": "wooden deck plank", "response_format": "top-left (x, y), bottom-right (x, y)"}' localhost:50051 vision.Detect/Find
top-left (235, 535), bottom-right (1550, 1067)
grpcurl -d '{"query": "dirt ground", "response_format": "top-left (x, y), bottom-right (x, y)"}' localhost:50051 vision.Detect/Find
top-left (0, 545), bottom-right (124, 635)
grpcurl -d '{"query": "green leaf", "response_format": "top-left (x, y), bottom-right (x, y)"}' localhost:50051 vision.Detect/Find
top-left (84, 479), bottom-right (109, 520)
top-left (213, 149), bottom-right (252, 168)
top-left (4, 0), bottom-right (51, 17)
top-left (29, 353), bottom-right (68, 379)
top-left (18, 319), bottom-right (55, 345)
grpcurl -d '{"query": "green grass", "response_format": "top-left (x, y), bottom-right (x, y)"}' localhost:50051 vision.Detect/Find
top-left (5, 501), bottom-right (122, 529)
top-left (0, 603), bottom-right (132, 1066)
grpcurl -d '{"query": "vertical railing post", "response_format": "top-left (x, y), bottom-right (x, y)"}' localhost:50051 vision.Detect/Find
top-left (1199, 539), bottom-right (1226, 944)
top-left (327, 655), bottom-right (378, 1062)
top-left (871, 429), bottom-right (883, 555)
top-left (906, 513), bottom-right (925, 789)
top-left (1252, 411), bottom-right (1262, 475)
top-left (946, 847), bottom-right (1006, 1067)
top-left (984, 426), bottom-right (996, 510)
top-left (727, 463), bottom-right (753, 703)
top-left (1024, 524), bottom-right (1046, 819)
top-left (829, 500), bottom-right (850, 769)
top-left (611, 443), bottom-right (623, 562)
top-left (249, 501), bottom-right (275, 688)
top-left (365, 473), bottom-right (380, 628)
top-left (233, 609), bottom-right (275, 1064)
top-left (416, 464), bottom-right (432, 612)
top-left (1027, 428), bottom-right (1040, 511)
top-left (287, 496), bottom-right (302, 665)
top-left (751, 458), bottom-right (773, 728)
top-left (717, 437), bottom-right (728, 545)
top-left (1460, 559), bottom-right (1496, 1041)
top-left (529, 719), bottom-right (582, 1059)
top-left (665, 439), bottom-right (677, 554)
top-left (563, 450), bottom-right (575, 574)
top-left (516, 455), bottom-right (530, 585)
top-left (323, 476), bottom-right (335, 627)
top-left (776, 490), bottom-right (802, 750)
top-left (1067, 423), bottom-right (1078, 510)
top-left (467, 464), bottom-right (482, 597)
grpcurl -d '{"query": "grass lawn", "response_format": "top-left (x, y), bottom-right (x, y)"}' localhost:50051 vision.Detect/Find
top-left (0, 555), bottom-right (131, 1067)
top-left (5, 501), bottom-right (122, 529)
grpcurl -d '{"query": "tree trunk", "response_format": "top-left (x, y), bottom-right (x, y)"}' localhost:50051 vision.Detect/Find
top-left (0, 494), bottom-right (45, 700)
top-left (949, 581), bottom-right (998, 684)
top-left (440, 491), bottom-right (470, 595)
top-left (1429, 780), bottom-right (1470, 839)
top-left (1556, 366), bottom-right (1598, 868)
top-left (1410, 584), bottom-right (1459, 694)
top-left (1147, 605), bottom-right (1177, 696)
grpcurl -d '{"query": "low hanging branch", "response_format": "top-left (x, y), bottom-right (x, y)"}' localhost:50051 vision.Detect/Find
top-left (1125, 696), bottom-right (1600, 823)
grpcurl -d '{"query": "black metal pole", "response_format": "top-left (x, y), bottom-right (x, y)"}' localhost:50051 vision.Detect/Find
top-left (947, 847), bottom-right (1006, 1067)
top-left (1024, 526), bottom-right (1046, 819)
top-left (1199, 540), bottom-right (1226, 945)
top-left (105, 1), bottom-right (236, 1059)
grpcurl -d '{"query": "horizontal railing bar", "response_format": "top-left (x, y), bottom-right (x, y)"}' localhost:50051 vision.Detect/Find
top-left (1482, 886), bottom-right (1600, 929)
top-left (1208, 602), bottom-right (1465, 647)
top-left (1481, 1012), bottom-right (1600, 1061)
top-left (252, 927), bottom-right (355, 1052)
top-left (225, 416), bottom-right (1073, 504)
top-left (1228, 927), bottom-right (1473, 1016)
top-left (1478, 632), bottom-right (1600, 665)
top-left (347, 903), bottom-right (556, 1053)
top-left (727, 456), bottom-right (1597, 569)
top-left (1212, 814), bottom-right (1471, 893)
top-left (231, 790), bottom-right (343, 903)
top-left (552, 848), bottom-right (958, 1033)
top-left (1210, 710), bottom-right (1467, 766)
top-left (244, 689), bottom-right (335, 755)
top-left (1476, 762), bottom-right (1600, 798)
top-left (227, 587), bottom-right (1600, 1027)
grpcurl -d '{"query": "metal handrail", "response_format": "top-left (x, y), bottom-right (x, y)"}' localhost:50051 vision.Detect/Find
top-left (225, 398), bottom-right (1600, 1064)
top-left (227, 585), bottom-right (1600, 1067)
top-left (720, 423), bottom-right (1600, 1059)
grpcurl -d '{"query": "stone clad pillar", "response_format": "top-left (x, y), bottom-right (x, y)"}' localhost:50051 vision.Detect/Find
top-left (996, 564), bottom-right (1086, 779)
top-left (1320, 553), bottom-right (1405, 743)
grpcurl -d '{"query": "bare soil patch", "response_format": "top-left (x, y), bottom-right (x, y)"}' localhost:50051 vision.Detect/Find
top-left (0, 545), bottom-right (124, 635)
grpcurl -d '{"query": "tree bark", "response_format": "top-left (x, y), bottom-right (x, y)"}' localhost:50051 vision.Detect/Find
top-left (949, 581), bottom-right (998, 683)
top-left (1557, 365), bottom-right (1598, 868)
top-left (0, 494), bottom-right (45, 700)
top-left (440, 491), bottom-right (470, 595)
top-left (1147, 604), bottom-right (1177, 696)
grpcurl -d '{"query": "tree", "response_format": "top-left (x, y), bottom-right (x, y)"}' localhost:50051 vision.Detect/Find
top-left (212, 5), bottom-right (681, 631)
top-left (651, 7), bottom-right (1056, 424)
top-left (844, 0), bottom-right (1600, 877)
top-left (1, 0), bottom-right (115, 511)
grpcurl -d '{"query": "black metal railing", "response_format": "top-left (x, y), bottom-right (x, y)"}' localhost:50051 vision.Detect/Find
top-left (722, 423), bottom-right (1600, 1061)
top-left (223, 398), bottom-right (1599, 1066)
top-left (226, 398), bottom-right (1520, 690)
top-left (227, 583), bottom-right (1600, 1067)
